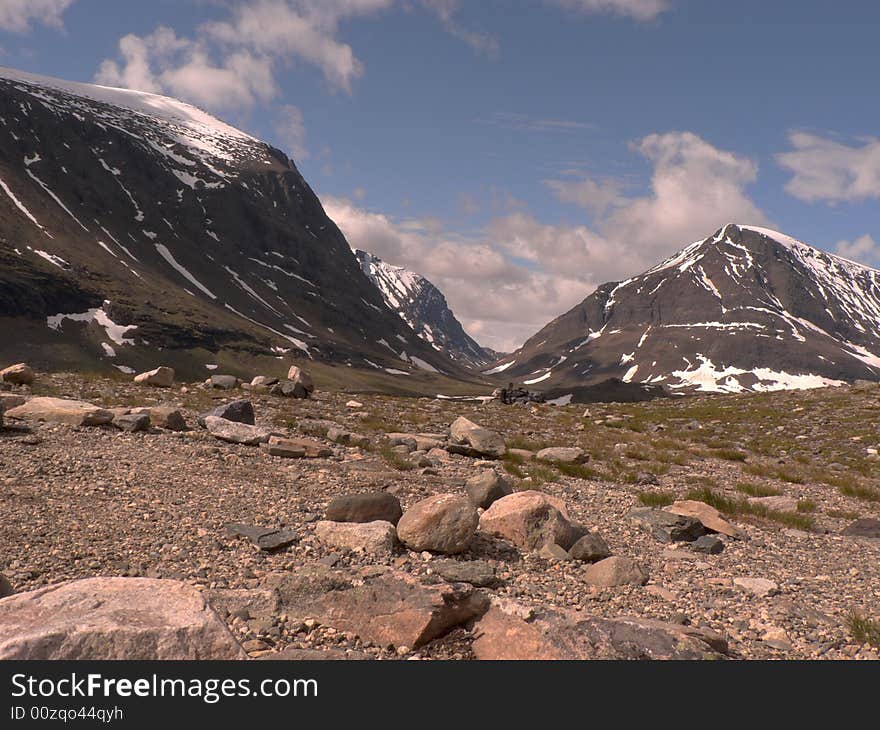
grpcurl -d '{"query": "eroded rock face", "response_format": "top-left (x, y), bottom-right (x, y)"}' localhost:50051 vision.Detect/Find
top-left (396, 494), bottom-right (478, 554)
top-left (133, 367), bottom-right (174, 388)
top-left (325, 493), bottom-right (403, 525)
top-left (4, 397), bottom-right (112, 426)
top-left (472, 603), bottom-right (728, 660)
top-left (0, 578), bottom-right (246, 660)
top-left (478, 491), bottom-right (585, 552)
top-left (315, 520), bottom-right (397, 557)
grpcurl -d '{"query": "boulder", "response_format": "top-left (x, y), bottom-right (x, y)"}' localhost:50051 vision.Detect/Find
top-left (0, 578), bottom-right (246, 660)
top-left (535, 446), bottom-right (589, 464)
top-left (448, 416), bottom-right (506, 459)
top-left (269, 380), bottom-right (310, 398)
top-left (315, 520), bottom-right (397, 557)
top-left (325, 493), bottom-right (403, 525)
top-left (397, 494), bottom-right (478, 554)
top-left (0, 363), bottom-right (34, 385)
top-left (842, 518), bottom-right (880, 539)
top-left (277, 567), bottom-right (488, 649)
top-left (479, 491), bottom-right (585, 551)
top-left (287, 365), bottom-right (314, 395)
top-left (149, 406), bottom-right (187, 431)
top-left (265, 436), bottom-right (331, 458)
top-left (627, 508), bottom-right (707, 543)
top-left (584, 556), bottom-right (649, 587)
top-left (691, 535), bottom-right (725, 554)
top-left (4, 397), bottom-right (113, 427)
top-left (133, 367), bottom-right (175, 388)
top-left (204, 416), bottom-right (271, 445)
top-left (668, 500), bottom-right (743, 539)
top-left (198, 399), bottom-right (255, 428)
top-left (472, 604), bottom-right (727, 660)
top-left (465, 470), bottom-right (514, 509)
top-left (209, 374), bottom-right (238, 390)
top-left (569, 532), bottom-right (612, 562)
top-left (251, 376), bottom-right (279, 388)
top-left (112, 412), bottom-right (150, 432)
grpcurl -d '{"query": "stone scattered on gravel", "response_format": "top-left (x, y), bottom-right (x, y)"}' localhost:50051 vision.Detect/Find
top-left (5, 397), bottom-right (113, 426)
top-left (691, 535), bottom-right (725, 554)
top-left (397, 494), bottom-right (478, 554)
top-left (465, 470), bottom-right (513, 509)
top-left (224, 524), bottom-right (298, 551)
top-left (842, 518), bottom-right (880, 538)
top-left (430, 559), bottom-right (496, 587)
top-left (265, 436), bottom-right (331, 458)
top-left (250, 376), bottom-right (279, 388)
top-left (584, 556), bottom-right (649, 587)
top-left (148, 406), bottom-right (187, 431)
top-left (198, 399), bottom-right (255, 428)
top-left (287, 366), bottom-right (314, 396)
top-left (0, 363), bottom-right (35, 385)
top-left (479, 491), bottom-right (585, 552)
top-left (668, 500), bottom-right (743, 539)
top-left (0, 577), bottom-right (246, 660)
top-left (112, 412), bottom-right (150, 432)
top-left (733, 577), bottom-right (779, 597)
top-left (325, 492), bottom-right (403, 525)
top-left (628, 508), bottom-right (707, 543)
top-left (748, 495), bottom-right (799, 512)
top-left (535, 446), bottom-right (589, 464)
top-left (209, 375), bottom-right (238, 390)
top-left (448, 416), bottom-right (506, 459)
top-left (569, 532), bottom-right (612, 562)
top-left (315, 520), bottom-right (396, 557)
top-left (204, 416), bottom-right (270, 445)
top-left (133, 367), bottom-right (174, 388)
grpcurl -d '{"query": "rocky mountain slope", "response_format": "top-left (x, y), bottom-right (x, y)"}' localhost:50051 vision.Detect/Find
top-left (355, 250), bottom-right (492, 369)
top-left (491, 224), bottom-right (880, 399)
top-left (0, 66), bottom-right (464, 381)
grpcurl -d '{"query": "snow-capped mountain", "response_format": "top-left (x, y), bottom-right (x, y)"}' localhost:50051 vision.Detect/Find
top-left (491, 224), bottom-right (880, 399)
top-left (354, 250), bottom-right (492, 369)
top-left (0, 66), bottom-right (461, 379)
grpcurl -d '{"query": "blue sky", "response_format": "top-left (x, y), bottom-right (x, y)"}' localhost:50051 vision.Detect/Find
top-left (2, 0), bottom-right (880, 349)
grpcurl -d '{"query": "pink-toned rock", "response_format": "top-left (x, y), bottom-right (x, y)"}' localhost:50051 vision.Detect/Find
top-left (264, 436), bottom-right (331, 458)
top-left (133, 366), bottom-right (175, 388)
top-left (478, 491), bottom-right (585, 551)
top-left (584, 556), bottom-right (649, 587)
top-left (4, 397), bottom-right (113, 426)
top-left (0, 578), bottom-right (246, 660)
top-left (669, 500), bottom-right (743, 539)
top-left (397, 494), bottom-right (478, 554)
top-left (287, 365), bottom-right (314, 395)
top-left (0, 363), bottom-right (34, 385)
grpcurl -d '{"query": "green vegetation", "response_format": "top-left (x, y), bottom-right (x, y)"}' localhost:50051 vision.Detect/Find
top-left (735, 481), bottom-right (782, 498)
top-left (684, 487), bottom-right (815, 531)
top-left (637, 490), bottom-right (675, 507)
top-left (846, 610), bottom-right (880, 649)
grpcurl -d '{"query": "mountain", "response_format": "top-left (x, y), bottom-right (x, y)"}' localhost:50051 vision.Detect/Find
top-left (354, 249), bottom-right (492, 369)
top-left (490, 224), bottom-right (880, 398)
top-left (0, 66), bottom-right (463, 381)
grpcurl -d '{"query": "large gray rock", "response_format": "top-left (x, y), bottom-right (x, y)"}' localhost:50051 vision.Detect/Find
top-left (465, 470), bottom-right (514, 509)
top-left (397, 494), bottom-right (478, 554)
top-left (569, 532), bottom-right (612, 562)
top-left (133, 366), bottom-right (174, 387)
top-left (209, 374), bottom-right (239, 390)
top-left (0, 578), bottom-right (246, 659)
top-left (628, 508), bottom-right (707, 543)
top-left (479, 491), bottom-right (585, 552)
top-left (315, 520), bottom-right (397, 557)
top-left (325, 492), bottom-right (403, 525)
top-left (205, 416), bottom-right (270, 445)
top-left (4, 397), bottom-right (113, 426)
top-left (0, 363), bottom-right (34, 385)
top-left (448, 416), bottom-right (506, 459)
top-left (198, 399), bottom-right (255, 428)
top-left (112, 412), bottom-right (150, 432)
top-left (668, 500), bottom-right (742, 539)
top-left (287, 365), bottom-right (314, 395)
top-left (148, 406), bottom-right (187, 431)
top-left (472, 604), bottom-right (727, 660)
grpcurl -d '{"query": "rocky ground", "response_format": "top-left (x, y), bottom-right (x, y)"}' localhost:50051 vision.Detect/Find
top-left (1, 366), bottom-right (879, 660)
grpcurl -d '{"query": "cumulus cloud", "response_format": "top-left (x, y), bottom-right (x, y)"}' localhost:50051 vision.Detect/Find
top-left (326, 132), bottom-right (770, 351)
top-left (0, 0), bottom-right (73, 33)
top-left (835, 234), bottom-right (880, 268)
top-left (547, 0), bottom-right (671, 22)
top-left (777, 132), bottom-right (880, 204)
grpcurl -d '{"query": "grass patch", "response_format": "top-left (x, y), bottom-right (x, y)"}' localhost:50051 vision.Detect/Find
top-left (839, 483), bottom-right (880, 503)
top-left (505, 436), bottom-right (552, 452)
top-left (797, 499), bottom-right (818, 513)
top-left (846, 610), bottom-right (880, 649)
top-left (743, 462), bottom-right (806, 484)
top-left (637, 490), bottom-right (675, 507)
top-left (684, 487), bottom-right (815, 531)
top-left (553, 461), bottom-right (600, 480)
top-left (735, 481), bottom-right (782, 498)
top-left (713, 448), bottom-right (748, 462)
top-left (827, 508), bottom-right (861, 520)
top-left (372, 444), bottom-right (417, 472)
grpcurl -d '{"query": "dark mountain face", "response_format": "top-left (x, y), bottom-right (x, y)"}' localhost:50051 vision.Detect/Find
top-left (492, 224), bottom-right (880, 398)
top-left (354, 249), bottom-right (492, 369)
top-left (0, 67), bottom-right (460, 379)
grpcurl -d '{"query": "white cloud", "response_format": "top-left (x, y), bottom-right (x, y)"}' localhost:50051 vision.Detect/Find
top-left (274, 104), bottom-right (309, 160)
top-left (547, 0), bottom-right (671, 22)
top-left (777, 132), bottom-right (880, 203)
top-left (0, 0), bottom-right (73, 33)
top-left (835, 234), bottom-right (880, 267)
top-left (421, 0), bottom-right (499, 56)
